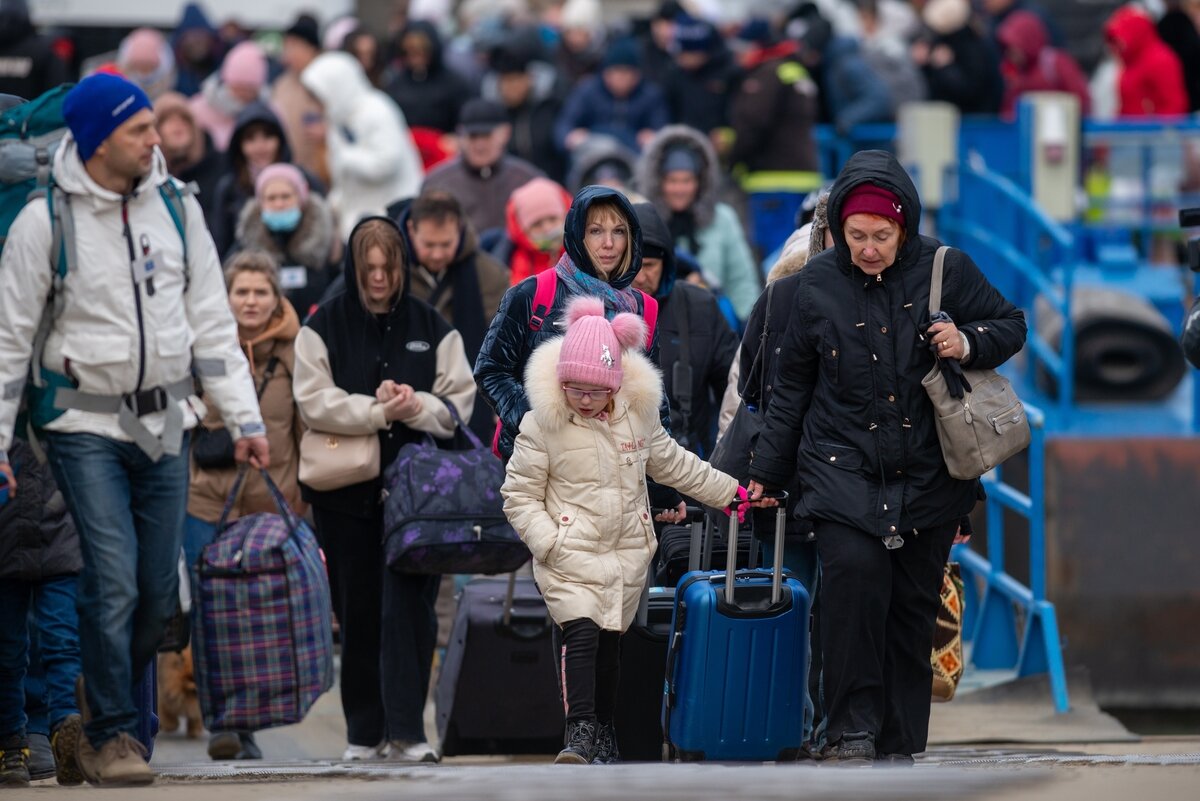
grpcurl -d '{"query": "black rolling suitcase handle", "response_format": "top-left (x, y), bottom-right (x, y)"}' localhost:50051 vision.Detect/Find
top-left (726, 491), bottom-right (789, 606)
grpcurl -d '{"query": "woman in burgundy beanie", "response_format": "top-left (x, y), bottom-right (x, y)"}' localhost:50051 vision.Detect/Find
top-left (747, 150), bottom-right (1026, 764)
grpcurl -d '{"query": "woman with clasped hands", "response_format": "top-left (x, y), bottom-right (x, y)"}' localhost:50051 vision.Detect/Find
top-left (746, 151), bottom-right (1026, 765)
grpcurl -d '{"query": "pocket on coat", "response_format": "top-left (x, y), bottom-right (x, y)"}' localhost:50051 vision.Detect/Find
top-left (811, 440), bottom-right (865, 472)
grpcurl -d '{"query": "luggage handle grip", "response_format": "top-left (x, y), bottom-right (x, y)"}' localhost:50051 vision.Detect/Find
top-left (725, 491), bottom-right (788, 608)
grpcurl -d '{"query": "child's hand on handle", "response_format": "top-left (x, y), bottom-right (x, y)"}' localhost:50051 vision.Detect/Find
top-left (723, 485), bottom-right (750, 524)
top-left (654, 502), bottom-right (687, 524)
top-left (746, 480), bottom-right (779, 508)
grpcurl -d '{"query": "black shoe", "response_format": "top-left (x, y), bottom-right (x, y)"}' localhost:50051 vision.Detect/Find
top-left (0, 734), bottom-right (31, 787)
top-left (207, 731), bottom-right (242, 760)
top-left (234, 732), bottom-right (263, 760)
top-left (875, 752), bottom-right (914, 767)
top-left (591, 721), bottom-right (619, 765)
top-left (824, 732), bottom-right (875, 766)
top-left (555, 719), bottom-right (597, 765)
top-left (27, 733), bottom-right (55, 781)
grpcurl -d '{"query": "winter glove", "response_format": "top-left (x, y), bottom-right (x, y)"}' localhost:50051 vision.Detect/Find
top-left (724, 485), bottom-right (750, 524)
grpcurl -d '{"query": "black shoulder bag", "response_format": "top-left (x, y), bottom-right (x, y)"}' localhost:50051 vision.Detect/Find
top-left (192, 356), bottom-right (279, 470)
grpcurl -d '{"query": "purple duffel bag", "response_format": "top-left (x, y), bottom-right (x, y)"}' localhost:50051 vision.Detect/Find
top-left (382, 400), bottom-right (529, 575)
top-left (193, 467), bottom-right (334, 732)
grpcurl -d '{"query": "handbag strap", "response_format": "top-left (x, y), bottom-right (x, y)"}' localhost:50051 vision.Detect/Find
top-left (743, 281), bottom-right (776, 406)
top-left (216, 465), bottom-right (251, 530)
top-left (256, 356), bottom-right (279, 400)
top-left (928, 246), bottom-right (950, 315)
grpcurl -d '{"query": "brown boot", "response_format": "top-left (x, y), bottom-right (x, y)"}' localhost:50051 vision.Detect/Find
top-left (73, 675), bottom-right (101, 785)
top-left (91, 733), bottom-right (153, 786)
top-left (51, 714), bottom-right (85, 786)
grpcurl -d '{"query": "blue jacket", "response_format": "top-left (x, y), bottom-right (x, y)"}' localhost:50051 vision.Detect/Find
top-left (554, 75), bottom-right (670, 153)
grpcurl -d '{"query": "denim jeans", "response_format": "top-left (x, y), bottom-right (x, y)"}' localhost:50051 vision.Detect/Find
top-left (0, 575), bottom-right (81, 739)
top-left (183, 514), bottom-right (218, 591)
top-left (761, 534), bottom-right (820, 743)
top-left (43, 432), bottom-right (188, 748)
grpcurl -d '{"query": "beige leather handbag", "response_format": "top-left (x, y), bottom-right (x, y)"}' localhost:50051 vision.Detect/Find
top-left (921, 246), bottom-right (1030, 480)
top-left (298, 429), bottom-right (380, 491)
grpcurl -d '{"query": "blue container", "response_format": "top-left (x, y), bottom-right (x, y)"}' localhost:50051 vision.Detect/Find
top-left (662, 501), bottom-right (809, 762)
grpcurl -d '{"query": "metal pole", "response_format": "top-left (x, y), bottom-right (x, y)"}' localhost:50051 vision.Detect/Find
top-left (1028, 407), bottom-right (1047, 601)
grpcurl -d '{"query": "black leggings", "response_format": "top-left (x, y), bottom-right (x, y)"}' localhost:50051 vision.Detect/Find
top-left (552, 619), bottom-right (621, 724)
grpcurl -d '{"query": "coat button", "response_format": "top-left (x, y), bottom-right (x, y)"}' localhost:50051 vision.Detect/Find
top-left (896, 469), bottom-right (903, 475)
top-left (829, 455), bottom-right (837, 462)
top-left (562, 515), bottom-right (569, 522)
top-left (889, 525), bottom-right (897, 533)
top-left (626, 457), bottom-right (633, 465)
top-left (880, 326), bottom-right (888, 334)
top-left (775, 347), bottom-right (781, 354)
top-left (382, 362), bottom-right (388, 368)
top-left (887, 394), bottom-right (895, 402)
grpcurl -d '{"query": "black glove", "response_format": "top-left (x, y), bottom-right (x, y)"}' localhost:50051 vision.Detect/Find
top-left (925, 311), bottom-right (973, 399)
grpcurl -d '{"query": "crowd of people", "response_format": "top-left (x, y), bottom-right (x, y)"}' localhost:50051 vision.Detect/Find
top-left (1, 0), bottom-right (1189, 785)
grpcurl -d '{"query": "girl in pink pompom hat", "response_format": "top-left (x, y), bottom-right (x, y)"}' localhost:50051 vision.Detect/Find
top-left (501, 295), bottom-right (745, 766)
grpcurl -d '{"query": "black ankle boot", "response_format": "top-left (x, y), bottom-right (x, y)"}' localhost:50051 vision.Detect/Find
top-left (824, 732), bottom-right (875, 766)
top-left (555, 719), bottom-right (597, 765)
top-left (591, 721), bottom-right (619, 764)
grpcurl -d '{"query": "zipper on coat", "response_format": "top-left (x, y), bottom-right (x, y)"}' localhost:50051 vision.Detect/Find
top-left (121, 199), bottom-right (147, 392)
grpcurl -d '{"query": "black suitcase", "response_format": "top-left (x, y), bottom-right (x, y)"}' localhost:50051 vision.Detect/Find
top-left (435, 574), bottom-right (564, 756)
top-left (654, 515), bottom-right (758, 589)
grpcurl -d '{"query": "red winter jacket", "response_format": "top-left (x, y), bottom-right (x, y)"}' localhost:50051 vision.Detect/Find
top-left (502, 186), bottom-right (573, 286)
top-left (997, 11), bottom-right (1091, 118)
top-left (1105, 5), bottom-right (1189, 117)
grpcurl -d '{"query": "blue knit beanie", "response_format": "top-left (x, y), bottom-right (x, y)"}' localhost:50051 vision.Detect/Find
top-left (63, 73), bottom-right (153, 162)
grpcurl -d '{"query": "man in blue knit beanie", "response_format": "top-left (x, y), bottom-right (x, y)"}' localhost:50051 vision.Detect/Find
top-left (0, 71), bottom-right (269, 785)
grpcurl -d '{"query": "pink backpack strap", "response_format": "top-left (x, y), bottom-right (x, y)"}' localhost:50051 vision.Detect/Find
top-left (529, 268), bottom-right (557, 332)
top-left (638, 290), bottom-right (658, 351)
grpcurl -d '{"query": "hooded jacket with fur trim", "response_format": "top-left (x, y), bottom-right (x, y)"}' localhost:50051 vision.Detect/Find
top-left (502, 333), bottom-right (738, 632)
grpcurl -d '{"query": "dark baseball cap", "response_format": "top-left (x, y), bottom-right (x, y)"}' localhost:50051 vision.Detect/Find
top-left (458, 98), bottom-right (508, 135)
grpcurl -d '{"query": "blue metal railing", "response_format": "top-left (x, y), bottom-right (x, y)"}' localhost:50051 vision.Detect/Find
top-left (937, 157), bottom-right (1077, 417)
top-left (951, 405), bottom-right (1070, 713)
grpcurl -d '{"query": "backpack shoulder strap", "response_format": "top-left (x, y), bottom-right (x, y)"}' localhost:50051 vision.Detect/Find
top-left (638, 289), bottom-right (658, 351)
top-left (929, 245), bottom-right (950, 315)
top-left (158, 179), bottom-right (194, 291)
top-left (528, 268), bottom-right (557, 332)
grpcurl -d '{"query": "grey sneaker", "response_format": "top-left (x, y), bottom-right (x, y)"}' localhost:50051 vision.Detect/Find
top-left (824, 732), bottom-right (875, 766)
top-left (386, 740), bottom-right (439, 763)
top-left (27, 733), bottom-right (54, 781)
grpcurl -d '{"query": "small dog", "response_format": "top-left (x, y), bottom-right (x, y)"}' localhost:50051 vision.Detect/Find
top-left (158, 647), bottom-right (204, 738)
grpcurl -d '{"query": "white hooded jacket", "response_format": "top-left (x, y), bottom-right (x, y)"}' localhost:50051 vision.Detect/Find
top-left (0, 134), bottom-right (262, 453)
top-left (301, 52), bottom-right (424, 241)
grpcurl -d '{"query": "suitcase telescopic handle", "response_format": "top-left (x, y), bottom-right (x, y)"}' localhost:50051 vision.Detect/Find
top-left (726, 491), bottom-right (788, 606)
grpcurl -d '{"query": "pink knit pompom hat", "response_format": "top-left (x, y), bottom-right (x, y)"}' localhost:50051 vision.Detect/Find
top-left (556, 296), bottom-right (647, 392)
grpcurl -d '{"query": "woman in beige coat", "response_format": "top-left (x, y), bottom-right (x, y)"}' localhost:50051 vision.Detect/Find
top-left (502, 297), bottom-right (743, 766)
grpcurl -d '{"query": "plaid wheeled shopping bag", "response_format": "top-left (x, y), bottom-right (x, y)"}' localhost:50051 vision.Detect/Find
top-left (193, 467), bottom-right (334, 731)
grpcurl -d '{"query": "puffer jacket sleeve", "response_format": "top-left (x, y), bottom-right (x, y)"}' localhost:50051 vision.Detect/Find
top-left (748, 285), bottom-right (817, 490)
top-left (474, 282), bottom-right (534, 457)
top-left (0, 202), bottom-right (52, 452)
top-left (293, 327), bottom-right (389, 434)
top-left (644, 420), bottom-right (739, 510)
top-left (185, 194), bottom-right (265, 439)
top-left (944, 248), bottom-right (1027, 370)
top-left (404, 329), bottom-right (476, 439)
top-left (501, 413), bottom-right (559, 562)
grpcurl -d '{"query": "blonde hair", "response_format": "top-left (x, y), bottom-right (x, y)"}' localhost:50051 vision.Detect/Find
top-left (350, 219), bottom-right (407, 308)
top-left (223, 249), bottom-right (282, 299)
top-left (584, 199), bottom-right (635, 281)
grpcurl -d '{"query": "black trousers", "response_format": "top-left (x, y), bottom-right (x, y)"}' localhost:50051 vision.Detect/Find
top-left (552, 619), bottom-right (621, 725)
top-left (815, 518), bottom-right (956, 756)
top-left (313, 506), bottom-right (441, 745)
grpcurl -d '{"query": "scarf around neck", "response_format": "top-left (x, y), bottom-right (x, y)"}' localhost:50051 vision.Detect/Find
top-left (554, 253), bottom-right (640, 316)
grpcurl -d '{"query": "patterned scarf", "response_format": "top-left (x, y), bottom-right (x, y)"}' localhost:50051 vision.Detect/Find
top-left (554, 253), bottom-right (640, 315)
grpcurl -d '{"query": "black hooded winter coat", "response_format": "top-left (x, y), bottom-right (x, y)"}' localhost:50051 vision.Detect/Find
top-left (0, 441), bottom-right (81, 582)
top-left (384, 21), bottom-right (473, 133)
top-left (748, 151), bottom-right (1025, 536)
top-left (634, 202), bottom-right (738, 457)
top-left (474, 186), bottom-right (672, 462)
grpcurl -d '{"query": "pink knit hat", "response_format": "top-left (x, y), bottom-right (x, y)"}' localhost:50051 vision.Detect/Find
top-left (221, 41), bottom-right (268, 89)
top-left (512, 178), bottom-right (568, 231)
top-left (557, 297), bottom-right (647, 392)
top-left (255, 163), bottom-right (309, 205)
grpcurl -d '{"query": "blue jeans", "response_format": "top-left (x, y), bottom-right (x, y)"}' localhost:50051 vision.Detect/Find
top-left (761, 534), bottom-right (820, 743)
top-left (43, 432), bottom-right (188, 748)
top-left (183, 514), bottom-right (218, 591)
top-left (0, 575), bottom-right (81, 739)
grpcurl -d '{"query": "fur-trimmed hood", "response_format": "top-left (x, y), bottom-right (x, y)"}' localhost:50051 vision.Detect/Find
top-left (523, 335), bottom-right (663, 433)
top-left (235, 194), bottom-right (336, 271)
top-left (636, 124), bottom-right (721, 231)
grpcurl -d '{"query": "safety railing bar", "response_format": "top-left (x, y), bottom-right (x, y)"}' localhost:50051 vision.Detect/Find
top-left (1029, 338), bottom-right (1063, 377)
top-left (954, 163), bottom-right (1074, 250)
top-left (953, 548), bottom-right (1036, 610)
top-left (981, 483), bottom-right (1034, 515)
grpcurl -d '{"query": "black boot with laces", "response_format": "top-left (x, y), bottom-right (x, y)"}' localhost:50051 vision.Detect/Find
top-left (555, 719), bottom-right (597, 765)
top-left (0, 734), bottom-right (31, 787)
top-left (591, 720), bottom-right (619, 764)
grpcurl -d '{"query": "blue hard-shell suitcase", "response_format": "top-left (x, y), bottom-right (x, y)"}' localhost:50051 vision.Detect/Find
top-left (662, 494), bottom-right (809, 762)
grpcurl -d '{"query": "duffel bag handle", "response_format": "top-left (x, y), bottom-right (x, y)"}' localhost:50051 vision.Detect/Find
top-left (439, 397), bottom-right (485, 450)
top-left (217, 465), bottom-right (302, 535)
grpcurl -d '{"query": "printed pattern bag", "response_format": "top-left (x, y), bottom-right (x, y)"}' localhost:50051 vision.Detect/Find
top-left (193, 468), bottom-right (334, 731)
top-left (383, 400), bottom-right (529, 575)
top-left (931, 562), bottom-right (965, 702)
top-left (921, 246), bottom-right (1031, 479)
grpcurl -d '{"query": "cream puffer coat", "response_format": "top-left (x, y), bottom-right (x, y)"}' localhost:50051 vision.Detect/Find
top-left (502, 337), bottom-right (740, 632)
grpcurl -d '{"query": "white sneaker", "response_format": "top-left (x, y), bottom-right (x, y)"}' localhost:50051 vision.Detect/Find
top-left (386, 740), bottom-right (439, 763)
top-left (341, 742), bottom-right (387, 761)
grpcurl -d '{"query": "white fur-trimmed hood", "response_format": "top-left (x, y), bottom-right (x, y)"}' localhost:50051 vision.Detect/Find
top-left (524, 336), bottom-right (663, 432)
